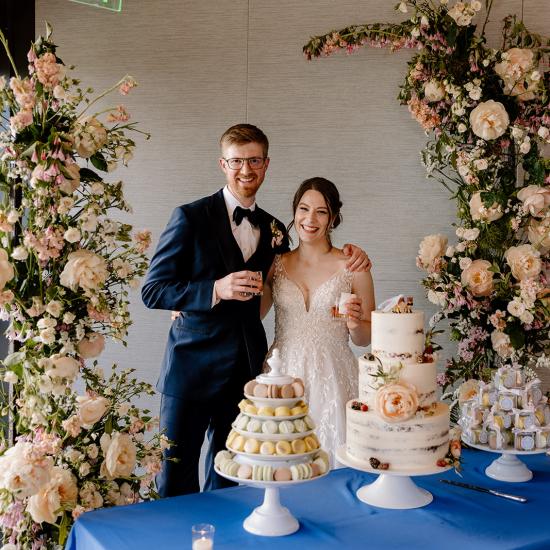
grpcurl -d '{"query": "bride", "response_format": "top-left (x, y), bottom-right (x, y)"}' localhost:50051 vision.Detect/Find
top-left (261, 177), bottom-right (375, 464)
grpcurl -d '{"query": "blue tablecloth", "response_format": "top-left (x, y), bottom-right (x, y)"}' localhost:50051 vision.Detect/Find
top-left (66, 449), bottom-right (550, 549)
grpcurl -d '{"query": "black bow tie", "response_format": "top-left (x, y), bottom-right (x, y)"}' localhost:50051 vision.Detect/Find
top-left (233, 206), bottom-right (259, 227)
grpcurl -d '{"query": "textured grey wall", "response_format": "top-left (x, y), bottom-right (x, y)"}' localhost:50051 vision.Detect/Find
top-left (36, 0), bottom-right (549, 411)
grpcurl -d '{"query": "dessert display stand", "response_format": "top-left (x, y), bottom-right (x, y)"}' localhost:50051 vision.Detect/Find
top-left (466, 440), bottom-right (546, 482)
top-left (336, 445), bottom-right (451, 509)
top-left (215, 468), bottom-right (328, 536)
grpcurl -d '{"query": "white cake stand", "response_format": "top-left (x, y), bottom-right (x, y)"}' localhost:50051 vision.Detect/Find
top-left (336, 445), bottom-right (451, 509)
top-left (214, 467), bottom-right (328, 536)
top-left (466, 440), bottom-right (546, 482)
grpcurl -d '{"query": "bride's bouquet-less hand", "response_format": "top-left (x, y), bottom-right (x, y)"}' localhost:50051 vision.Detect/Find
top-left (0, 24), bottom-right (170, 549)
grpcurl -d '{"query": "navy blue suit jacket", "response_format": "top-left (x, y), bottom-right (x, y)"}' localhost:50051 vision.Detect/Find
top-left (142, 189), bottom-right (289, 401)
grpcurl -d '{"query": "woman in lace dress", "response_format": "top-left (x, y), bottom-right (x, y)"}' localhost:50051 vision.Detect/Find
top-left (261, 177), bottom-right (375, 465)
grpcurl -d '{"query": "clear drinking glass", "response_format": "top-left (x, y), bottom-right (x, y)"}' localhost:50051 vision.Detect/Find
top-left (331, 292), bottom-right (355, 320)
top-left (191, 523), bottom-right (215, 550)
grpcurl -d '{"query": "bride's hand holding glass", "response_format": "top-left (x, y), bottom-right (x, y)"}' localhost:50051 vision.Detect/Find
top-left (343, 295), bottom-right (363, 330)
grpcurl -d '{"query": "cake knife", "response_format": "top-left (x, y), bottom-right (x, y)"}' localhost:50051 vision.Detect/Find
top-left (440, 479), bottom-right (527, 503)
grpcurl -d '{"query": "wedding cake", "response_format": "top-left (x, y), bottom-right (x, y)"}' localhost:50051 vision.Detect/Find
top-left (345, 297), bottom-right (451, 470)
top-left (459, 366), bottom-right (550, 451)
top-left (215, 350), bottom-right (329, 482)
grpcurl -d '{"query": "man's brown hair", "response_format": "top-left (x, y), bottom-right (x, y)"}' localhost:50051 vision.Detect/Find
top-left (220, 124), bottom-right (269, 157)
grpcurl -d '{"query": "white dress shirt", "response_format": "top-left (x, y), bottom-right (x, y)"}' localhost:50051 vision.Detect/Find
top-left (212, 186), bottom-right (261, 306)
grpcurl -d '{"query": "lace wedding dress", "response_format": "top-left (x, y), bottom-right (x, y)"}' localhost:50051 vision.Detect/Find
top-left (268, 254), bottom-right (358, 466)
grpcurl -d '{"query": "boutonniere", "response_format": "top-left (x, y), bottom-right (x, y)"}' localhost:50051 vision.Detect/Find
top-left (270, 220), bottom-right (284, 248)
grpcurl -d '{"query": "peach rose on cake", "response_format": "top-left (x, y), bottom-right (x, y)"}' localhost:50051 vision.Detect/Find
top-left (417, 234), bottom-right (448, 272)
top-left (60, 249), bottom-right (108, 291)
top-left (469, 100), bottom-right (509, 140)
top-left (505, 244), bottom-right (542, 281)
top-left (100, 432), bottom-right (136, 479)
top-left (517, 185), bottom-right (550, 218)
top-left (375, 382), bottom-right (419, 423)
top-left (469, 192), bottom-right (503, 222)
top-left (460, 259), bottom-right (494, 297)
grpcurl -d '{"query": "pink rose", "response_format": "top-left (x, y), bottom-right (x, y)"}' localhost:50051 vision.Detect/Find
top-left (517, 185), bottom-right (550, 218)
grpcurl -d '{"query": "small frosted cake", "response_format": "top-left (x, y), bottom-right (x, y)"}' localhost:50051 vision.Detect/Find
top-left (459, 366), bottom-right (550, 451)
top-left (345, 297), bottom-right (454, 470)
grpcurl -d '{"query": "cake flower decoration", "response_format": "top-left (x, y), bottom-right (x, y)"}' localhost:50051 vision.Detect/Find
top-left (375, 382), bottom-right (419, 423)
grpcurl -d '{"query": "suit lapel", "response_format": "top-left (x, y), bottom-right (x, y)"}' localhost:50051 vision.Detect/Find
top-left (207, 190), bottom-right (245, 273)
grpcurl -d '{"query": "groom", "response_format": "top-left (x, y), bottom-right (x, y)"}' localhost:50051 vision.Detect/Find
top-left (142, 124), bottom-right (369, 496)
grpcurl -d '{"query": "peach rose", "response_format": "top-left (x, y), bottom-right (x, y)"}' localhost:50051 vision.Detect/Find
top-left (77, 394), bottom-right (110, 428)
top-left (27, 467), bottom-right (77, 524)
top-left (460, 259), bottom-right (494, 297)
top-left (73, 116), bottom-right (107, 158)
top-left (517, 185), bottom-right (550, 218)
top-left (505, 244), bottom-right (541, 281)
top-left (469, 192), bottom-right (503, 222)
top-left (424, 80), bottom-right (445, 102)
top-left (0, 249), bottom-right (15, 290)
top-left (100, 432), bottom-right (136, 479)
top-left (469, 100), bottom-right (509, 140)
top-left (417, 234), bottom-right (448, 271)
top-left (45, 355), bottom-right (80, 381)
top-left (458, 379), bottom-right (480, 404)
top-left (494, 48), bottom-right (538, 100)
top-left (60, 249), bottom-right (108, 291)
top-left (77, 333), bottom-right (105, 359)
top-left (375, 383), bottom-right (419, 423)
top-left (527, 216), bottom-right (550, 252)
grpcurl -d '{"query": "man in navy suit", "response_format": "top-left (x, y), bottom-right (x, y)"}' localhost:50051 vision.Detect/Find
top-left (142, 124), bottom-right (369, 496)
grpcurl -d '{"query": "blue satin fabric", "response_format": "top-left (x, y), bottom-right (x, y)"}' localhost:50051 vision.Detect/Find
top-left (66, 449), bottom-right (550, 550)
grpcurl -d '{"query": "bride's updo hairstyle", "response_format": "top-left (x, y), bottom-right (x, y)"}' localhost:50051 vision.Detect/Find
top-left (287, 177), bottom-right (343, 242)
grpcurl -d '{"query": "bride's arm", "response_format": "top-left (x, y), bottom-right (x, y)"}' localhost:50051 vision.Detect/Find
top-left (260, 260), bottom-right (276, 320)
top-left (346, 270), bottom-right (375, 346)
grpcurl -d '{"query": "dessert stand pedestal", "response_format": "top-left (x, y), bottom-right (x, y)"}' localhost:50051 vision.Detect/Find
top-left (466, 440), bottom-right (546, 482)
top-left (215, 468), bottom-right (327, 536)
top-left (336, 445), bottom-right (451, 509)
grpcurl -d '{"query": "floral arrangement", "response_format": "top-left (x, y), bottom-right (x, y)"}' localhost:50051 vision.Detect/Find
top-left (303, 1), bottom-right (550, 395)
top-left (0, 25), bottom-right (168, 549)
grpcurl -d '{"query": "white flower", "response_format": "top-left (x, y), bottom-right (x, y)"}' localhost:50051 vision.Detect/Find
top-left (427, 289), bottom-right (447, 307)
top-left (63, 227), bottom-right (81, 243)
top-left (473, 159), bottom-right (488, 171)
top-left (462, 228), bottom-right (480, 241)
top-left (3, 371), bottom-right (18, 384)
top-left (505, 244), bottom-right (541, 281)
top-left (100, 432), bottom-right (137, 479)
top-left (46, 300), bottom-right (63, 318)
top-left (469, 192), bottom-right (503, 222)
top-left (520, 310), bottom-right (534, 325)
top-left (77, 394), bottom-right (110, 428)
top-left (417, 234), bottom-right (448, 270)
top-left (11, 246), bottom-right (28, 261)
top-left (469, 100), bottom-right (509, 140)
top-left (60, 249), bottom-right (108, 291)
top-left (468, 87), bottom-right (482, 101)
top-left (511, 126), bottom-right (524, 140)
top-left (39, 327), bottom-right (56, 345)
top-left (80, 212), bottom-right (98, 232)
top-left (423, 80), bottom-right (445, 102)
top-left (63, 311), bottom-right (76, 324)
top-left (445, 246), bottom-right (455, 257)
top-left (73, 116), bottom-right (107, 158)
top-left (90, 182), bottom-right (104, 195)
top-left (537, 126), bottom-right (549, 140)
top-left (507, 299), bottom-right (526, 317)
top-left (0, 249), bottom-right (15, 289)
top-left (520, 139), bottom-right (531, 154)
top-left (459, 257), bottom-right (473, 270)
top-left (471, 1), bottom-right (482, 10)
top-left (457, 123), bottom-right (467, 133)
top-left (398, 2), bottom-right (408, 13)
top-left (45, 355), bottom-right (80, 381)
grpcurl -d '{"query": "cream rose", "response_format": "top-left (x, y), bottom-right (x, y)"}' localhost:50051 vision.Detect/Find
top-left (423, 80), bottom-right (445, 102)
top-left (77, 394), bottom-right (109, 428)
top-left (527, 216), bottom-right (550, 252)
top-left (100, 432), bottom-right (137, 479)
top-left (460, 259), bottom-right (494, 297)
top-left (417, 234), bottom-right (448, 271)
top-left (469, 100), bottom-right (509, 140)
top-left (77, 332), bottom-right (105, 359)
top-left (469, 192), bottom-right (503, 222)
top-left (73, 116), bottom-right (107, 158)
top-left (458, 379), bottom-right (480, 405)
top-left (45, 355), bottom-right (80, 381)
top-left (375, 383), bottom-right (419, 423)
top-left (60, 249), bottom-right (108, 291)
top-left (517, 185), bottom-right (550, 218)
top-left (27, 467), bottom-right (77, 524)
top-left (491, 330), bottom-right (513, 358)
top-left (505, 244), bottom-right (542, 281)
top-left (0, 249), bottom-right (15, 290)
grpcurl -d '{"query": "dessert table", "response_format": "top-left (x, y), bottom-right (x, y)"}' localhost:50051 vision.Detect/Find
top-left (66, 449), bottom-right (550, 550)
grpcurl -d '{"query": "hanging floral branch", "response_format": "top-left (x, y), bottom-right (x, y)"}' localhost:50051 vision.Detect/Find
top-left (303, 1), bottom-right (550, 392)
top-left (0, 24), bottom-right (169, 549)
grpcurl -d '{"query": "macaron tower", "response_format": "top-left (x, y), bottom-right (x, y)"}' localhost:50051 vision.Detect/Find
top-left (215, 349), bottom-right (329, 483)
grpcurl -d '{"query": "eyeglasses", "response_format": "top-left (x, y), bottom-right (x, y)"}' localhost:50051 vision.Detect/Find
top-left (223, 157), bottom-right (267, 170)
